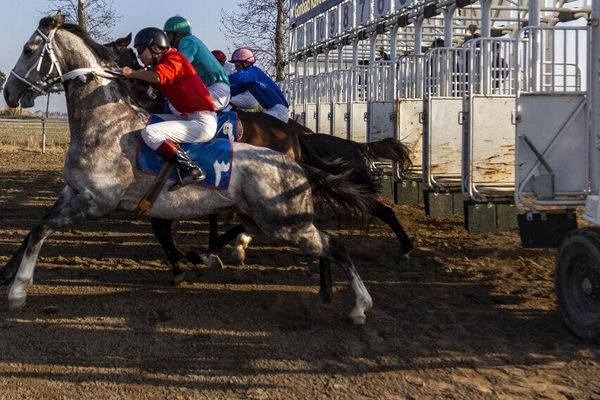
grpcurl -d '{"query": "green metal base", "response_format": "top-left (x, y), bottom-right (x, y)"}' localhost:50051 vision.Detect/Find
top-left (377, 175), bottom-right (395, 197)
top-left (424, 191), bottom-right (464, 217)
top-left (394, 180), bottom-right (424, 206)
top-left (464, 202), bottom-right (519, 232)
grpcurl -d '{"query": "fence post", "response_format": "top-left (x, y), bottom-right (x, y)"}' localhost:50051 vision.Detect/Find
top-left (41, 93), bottom-right (50, 153)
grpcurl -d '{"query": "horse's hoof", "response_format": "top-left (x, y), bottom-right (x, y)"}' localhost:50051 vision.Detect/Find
top-left (8, 296), bottom-right (26, 312)
top-left (173, 272), bottom-right (186, 286)
top-left (207, 254), bottom-right (224, 269)
top-left (319, 289), bottom-right (333, 304)
top-left (232, 247), bottom-right (246, 265)
top-left (400, 249), bottom-right (413, 261)
top-left (232, 234), bottom-right (252, 263)
top-left (349, 310), bottom-right (367, 325)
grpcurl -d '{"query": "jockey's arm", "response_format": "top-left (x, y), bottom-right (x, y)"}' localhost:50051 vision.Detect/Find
top-left (122, 67), bottom-right (160, 84)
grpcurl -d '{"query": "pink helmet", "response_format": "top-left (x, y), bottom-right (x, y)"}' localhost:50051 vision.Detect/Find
top-left (230, 48), bottom-right (256, 64)
top-left (211, 49), bottom-right (227, 64)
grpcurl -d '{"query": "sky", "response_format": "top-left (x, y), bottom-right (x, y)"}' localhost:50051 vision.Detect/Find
top-left (0, 0), bottom-right (239, 113)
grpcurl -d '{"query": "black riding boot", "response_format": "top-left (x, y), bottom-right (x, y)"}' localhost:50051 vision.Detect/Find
top-left (168, 147), bottom-right (206, 191)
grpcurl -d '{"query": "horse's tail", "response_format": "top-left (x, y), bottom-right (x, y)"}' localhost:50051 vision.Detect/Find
top-left (358, 138), bottom-right (413, 176)
top-left (298, 139), bottom-right (378, 215)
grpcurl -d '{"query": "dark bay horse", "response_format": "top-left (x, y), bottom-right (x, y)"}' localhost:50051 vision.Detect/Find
top-left (150, 110), bottom-right (413, 301)
top-left (104, 33), bottom-right (139, 70)
top-left (2, 14), bottom-right (375, 324)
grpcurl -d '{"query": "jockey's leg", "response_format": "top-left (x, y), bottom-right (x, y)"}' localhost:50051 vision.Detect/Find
top-left (230, 90), bottom-right (261, 111)
top-left (264, 104), bottom-right (290, 124)
top-left (208, 82), bottom-right (231, 111)
top-left (142, 111), bottom-right (217, 190)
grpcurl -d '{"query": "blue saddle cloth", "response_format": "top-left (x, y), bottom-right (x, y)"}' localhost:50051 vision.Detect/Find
top-left (136, 139), bottom-right (233, 190)
top-left (136, 112), bottom-right (238, 190)
top-left (216, 111), bottom-right (240, 141)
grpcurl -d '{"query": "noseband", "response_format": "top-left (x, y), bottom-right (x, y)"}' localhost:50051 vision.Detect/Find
top-left (10, 27), bottom-right (122, 96)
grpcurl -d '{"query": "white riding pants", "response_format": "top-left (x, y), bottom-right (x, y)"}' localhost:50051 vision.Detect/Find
top-left (208, 82), bottom-right (231, 111)
top-left (142, 111), bottom-right (218, 151)
top-left (264, 104), bottom-right (290, 123)
top-left (230, 90), bottom-right (261, 110)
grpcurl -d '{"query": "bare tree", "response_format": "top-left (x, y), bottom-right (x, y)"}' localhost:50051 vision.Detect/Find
top-left (221, 0), bottom-right (289, 81)
top-left (47, 0), bottom-right (120, 42)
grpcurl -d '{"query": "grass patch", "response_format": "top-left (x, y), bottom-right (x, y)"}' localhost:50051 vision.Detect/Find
top-left (0, 118), bottom-right (69, 149)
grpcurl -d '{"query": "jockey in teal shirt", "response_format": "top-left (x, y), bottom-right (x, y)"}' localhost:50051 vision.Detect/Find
top-left (164, 16), bottom-right (230, 111)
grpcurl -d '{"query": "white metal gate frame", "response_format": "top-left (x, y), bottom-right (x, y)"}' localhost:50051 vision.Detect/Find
top-left (423, 46), bottom-right (469, 192)
top-left (462, 37), bottom-right (517, 203)
top-left (396, 54), bottom-right (426, 179)
top-left (514, 25), bottom-right (590, 212)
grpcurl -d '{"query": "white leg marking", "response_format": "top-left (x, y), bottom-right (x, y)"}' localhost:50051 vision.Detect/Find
top-left (8, 248), bottom-right (41, 311)
top-left (349, 277), bottom-right (373, 325)
top-left (232, 233), bottom-right (252, 264)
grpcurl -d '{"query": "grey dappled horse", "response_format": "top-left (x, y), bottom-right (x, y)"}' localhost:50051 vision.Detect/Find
top-left (1, 14), bottom-right (373, 324)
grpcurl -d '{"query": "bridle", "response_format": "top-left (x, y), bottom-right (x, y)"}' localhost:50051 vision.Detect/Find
top-left (10, 27), bottom-right (122, 96)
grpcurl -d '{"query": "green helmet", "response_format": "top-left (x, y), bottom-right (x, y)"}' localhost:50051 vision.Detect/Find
top-left (164, 16), bottom-right (191, 34)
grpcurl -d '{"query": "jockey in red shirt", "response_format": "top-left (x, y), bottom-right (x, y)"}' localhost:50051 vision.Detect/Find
top-left (123, 27), bottom-right (217, 191)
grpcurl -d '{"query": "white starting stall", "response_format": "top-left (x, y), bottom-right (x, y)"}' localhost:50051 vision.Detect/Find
top-left (462, 38), bottom-right (516, 204)
top-left (514, 25), bottom-right (588, 245)
top-left (422, 46), bottom-right (469, 215)
top-left (285, 0), bottom-right (598, 339)
top-left (513, 8), bottom-right (599, 338)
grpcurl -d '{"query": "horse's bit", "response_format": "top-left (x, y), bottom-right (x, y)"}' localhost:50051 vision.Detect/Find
top-left (10, 27), bottom-right (122, 96)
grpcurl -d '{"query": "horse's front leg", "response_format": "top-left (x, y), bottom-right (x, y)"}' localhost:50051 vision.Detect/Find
top-left (150, 218), bottom-right (187, 285)
top-left (185, 215), bottom-right (244, 269)
top-left (3, 186), bottom-right (104, 311)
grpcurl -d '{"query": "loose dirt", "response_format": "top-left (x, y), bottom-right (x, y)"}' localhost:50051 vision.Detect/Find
top-left (0, 148), bottom-right (598, 399)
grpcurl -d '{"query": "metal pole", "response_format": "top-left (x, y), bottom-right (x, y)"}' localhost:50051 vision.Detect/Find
top-left (41, 93), bottom-right (50, 153)
top-left (443, 5), bottom-right (456, 47)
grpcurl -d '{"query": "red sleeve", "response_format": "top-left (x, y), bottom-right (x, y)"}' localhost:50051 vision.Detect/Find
top-left (153, 53), bottom-right (183, 85)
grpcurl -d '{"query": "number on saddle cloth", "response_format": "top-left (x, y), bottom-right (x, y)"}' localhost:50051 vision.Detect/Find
top-left (216, 111), bottom-right (239, 142)
top-left (136, 115), bottom-right (235, 190)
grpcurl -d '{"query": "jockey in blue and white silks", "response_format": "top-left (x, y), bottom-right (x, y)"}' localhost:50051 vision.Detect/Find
top-left (228, 48), bottom-right (290, 123)
top-left (164, 16), bottom-right (230, 111)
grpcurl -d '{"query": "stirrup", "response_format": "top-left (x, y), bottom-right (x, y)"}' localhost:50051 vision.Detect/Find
top-left (168, 168), bottom-right (205, 192)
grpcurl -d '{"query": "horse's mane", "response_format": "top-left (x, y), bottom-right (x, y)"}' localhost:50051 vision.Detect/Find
top-left (38, 17), bottom-right (117, 64)
top-left (61, 23), bottom-right (117, 64)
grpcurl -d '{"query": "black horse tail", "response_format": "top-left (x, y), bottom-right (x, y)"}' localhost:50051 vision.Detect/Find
top-left (298, 138), bottom-right (379, 216)
top-left (359, 138), bottom-right (413, 176)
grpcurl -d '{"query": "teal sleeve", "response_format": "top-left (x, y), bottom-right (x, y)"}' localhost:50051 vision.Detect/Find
top-left (177, 39), bottom-right (197, 63)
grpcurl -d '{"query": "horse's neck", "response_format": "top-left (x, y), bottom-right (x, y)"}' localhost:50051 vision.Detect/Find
top-left (55, 32), bottom-right (144, 148)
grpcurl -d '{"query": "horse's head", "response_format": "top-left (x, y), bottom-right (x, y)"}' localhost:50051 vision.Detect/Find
top-left (3, 12), bottom-right (117, 108)
top-left (104, 33), bottom-right (140, 69)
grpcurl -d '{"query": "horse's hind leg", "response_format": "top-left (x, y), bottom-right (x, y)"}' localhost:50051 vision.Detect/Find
top-left (370, 199), bottom-right (414, 258)
top-left (2, 186), bottom-right (103, 311)
top-left (319, 258), bottom-right (333, 304)
top-left (280, 224), bottom-right (372, 324)
top-left (150, 218), bottom-right (187, 285)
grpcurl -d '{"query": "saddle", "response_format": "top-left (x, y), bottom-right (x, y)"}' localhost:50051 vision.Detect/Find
top-left (135, 111), bottom-right (240, 213)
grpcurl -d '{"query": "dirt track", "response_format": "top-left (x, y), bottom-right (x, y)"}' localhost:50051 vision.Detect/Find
top-left (0, 147), bottom-right (599, 399)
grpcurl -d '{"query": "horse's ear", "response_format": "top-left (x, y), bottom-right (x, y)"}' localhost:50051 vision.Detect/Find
top-left (125, 33), bottom-right (132, 45)
top-left (38, 17), bottom-right (53, 30)
top-left (51, 11), bottom-right (65, 28)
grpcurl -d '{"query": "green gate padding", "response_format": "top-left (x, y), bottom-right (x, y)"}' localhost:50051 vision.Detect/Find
top-left (424, 191), bottom-right (464, 217)
top-left (378, 175), bottom-right (394, 197)
top-left (463, 202), bottom-right (519, 232)
top-left (394, 180), bottom-right (424, 205)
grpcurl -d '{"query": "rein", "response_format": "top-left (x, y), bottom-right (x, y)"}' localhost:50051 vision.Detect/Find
top-left (10, 27), bottom-right (123, 95)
